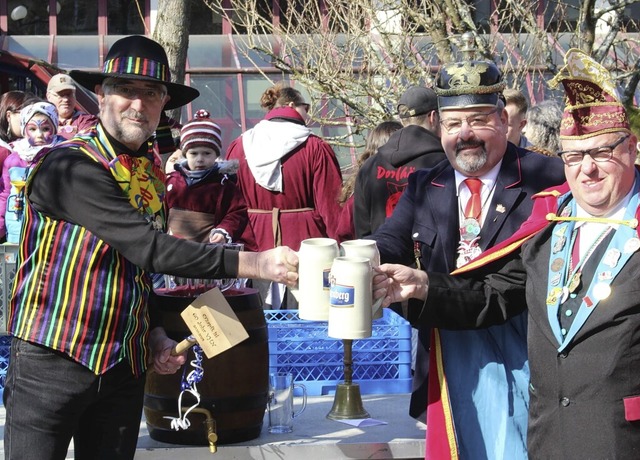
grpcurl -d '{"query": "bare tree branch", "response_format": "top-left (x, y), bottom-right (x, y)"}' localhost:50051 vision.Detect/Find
top-left (201, 0), bottom-right (640, 148)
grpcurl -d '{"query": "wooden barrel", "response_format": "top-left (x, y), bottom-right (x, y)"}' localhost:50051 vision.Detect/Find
top-left (144, 287), bottom-right (269, 445)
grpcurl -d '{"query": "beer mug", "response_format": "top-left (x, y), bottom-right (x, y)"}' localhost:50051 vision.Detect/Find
top-left (339, 239), bottom-right (383, 319)
top-left (293, 238), bottom-right (339, 321)
top-left (267, 372), bottom-right (307, 434)
top-left (328, 256), bottom-right (373, 339)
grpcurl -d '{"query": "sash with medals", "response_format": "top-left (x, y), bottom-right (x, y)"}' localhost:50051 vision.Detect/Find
top-left (545, 174), bottom-right (640, 351)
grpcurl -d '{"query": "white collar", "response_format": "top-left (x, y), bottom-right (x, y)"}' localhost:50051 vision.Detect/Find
top-left (454, 159), bottom-right (503, 196)
top-left (574, 184), bottom-right (634, 230)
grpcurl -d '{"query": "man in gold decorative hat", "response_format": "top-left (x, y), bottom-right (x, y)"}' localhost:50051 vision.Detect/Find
top-left (375, 48), bottom-right (640, 459)
top-left (368, 58), bottom-right (564, 459)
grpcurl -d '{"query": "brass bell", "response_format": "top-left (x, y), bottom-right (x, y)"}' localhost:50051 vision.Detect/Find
top-left (327, 382), bottom-right (370, 420)
top-left (326, 339), bottom-right (370, 420)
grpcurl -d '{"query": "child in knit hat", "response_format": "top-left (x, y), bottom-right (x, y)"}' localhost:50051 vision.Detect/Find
top-left (165, 109), bottom-right (256, 249)
top-left (0, 101), bottom-right (65, 242)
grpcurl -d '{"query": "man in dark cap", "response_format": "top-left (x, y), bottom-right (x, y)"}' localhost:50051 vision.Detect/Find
top-left (354, 86), bottom-right (446, 238)
top-left (369, 59), bottom-right (564, 459)
top-left (377, 48), bottom-right (640, 460)
top-left (3, 35), bottom-right (297, 459)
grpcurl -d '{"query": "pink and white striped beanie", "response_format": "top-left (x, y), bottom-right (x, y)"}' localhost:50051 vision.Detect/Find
top-left (179, 109), bottom-right (222, 155)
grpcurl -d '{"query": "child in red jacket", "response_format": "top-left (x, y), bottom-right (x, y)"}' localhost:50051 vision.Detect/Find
top-left (165, 110), bottom-right (256, 250)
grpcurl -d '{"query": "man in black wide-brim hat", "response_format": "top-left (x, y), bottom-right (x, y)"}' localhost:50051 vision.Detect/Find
top-left (4, 35), bottom-right (298, 459)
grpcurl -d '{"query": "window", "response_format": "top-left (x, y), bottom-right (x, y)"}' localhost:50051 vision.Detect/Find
top-left (107, 0), bottom-right (146, 35)
top-left (58, 0), bottom-right (98, 34)
top-left (189, 0), bottom-right (223, 34)
top-left (7, 0), bottom-right (49, 35)
top-left (56, 36), bottom-right (101, 69)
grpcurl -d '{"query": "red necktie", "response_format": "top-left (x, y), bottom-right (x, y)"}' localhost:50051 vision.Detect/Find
top-left (464, 178), bottom-right (483, 220)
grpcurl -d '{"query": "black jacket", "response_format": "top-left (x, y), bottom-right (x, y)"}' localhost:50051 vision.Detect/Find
top-left (372, 144), bottom-right (565, 436)
top-left (426, 210), bottom-right (640, 459)
top-left (353, 125), bottom-right (446, 238)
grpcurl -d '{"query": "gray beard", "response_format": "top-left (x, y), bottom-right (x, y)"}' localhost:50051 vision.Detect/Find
top-left (112, 122), bottom-right (153, 150)
top-left (455, 149), bottom-right (488, 174)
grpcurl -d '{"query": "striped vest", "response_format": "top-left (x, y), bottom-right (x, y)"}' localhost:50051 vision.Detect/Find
top-left (8, 125), bottom-right (166, 376)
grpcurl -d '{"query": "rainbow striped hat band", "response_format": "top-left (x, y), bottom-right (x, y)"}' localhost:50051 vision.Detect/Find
top-left (70, 35), bottom-right (199, 110)
top-left (103, 56), bottom-right (170, 83)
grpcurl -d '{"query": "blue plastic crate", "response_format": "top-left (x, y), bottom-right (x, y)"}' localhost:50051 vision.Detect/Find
top-left (265, 308), bottom-right (412, 396)
top-left (0, 245), bottom-right (21, 398)
top-left (0, 335), bottom-right (11, 399)
top-left (0, 244), bottom-right (19, 333)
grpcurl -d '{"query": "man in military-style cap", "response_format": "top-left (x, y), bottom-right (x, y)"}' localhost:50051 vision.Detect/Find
top-left (369, 59), bottom-right (565, 459)
top-left (377, 47), bottom-right (640, 460)
top-left (4, 35), bottom-right (298, 459)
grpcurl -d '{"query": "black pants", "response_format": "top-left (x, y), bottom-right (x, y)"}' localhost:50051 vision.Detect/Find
top-left (4, 338), bottom-right (145, 460)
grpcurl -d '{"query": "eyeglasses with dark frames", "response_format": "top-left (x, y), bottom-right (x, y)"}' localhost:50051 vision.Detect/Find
top-left (557, 134), bottom-right (630, 166)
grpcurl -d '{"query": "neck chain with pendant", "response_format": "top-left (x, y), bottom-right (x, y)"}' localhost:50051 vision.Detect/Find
top-left (457, 180), bottom-right (497, 268)
top-left (459, 179), bottom-right (497, 241)
top-left (559, 225), bottom-right (613, 304)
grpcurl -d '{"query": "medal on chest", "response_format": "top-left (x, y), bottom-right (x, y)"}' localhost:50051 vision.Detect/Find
top-left (457, 217), bottom-right (482, 268)
top-left (545, 184), bottom-right (640, 350)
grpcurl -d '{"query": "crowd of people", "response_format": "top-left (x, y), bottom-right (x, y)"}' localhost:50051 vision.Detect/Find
top-left (376, 48), bottom-right (640, 459)
top-left (1, 33), bottom-right (638, 460)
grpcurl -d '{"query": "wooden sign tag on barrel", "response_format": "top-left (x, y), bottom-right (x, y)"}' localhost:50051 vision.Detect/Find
top-left (174, 287), bottom-right (249, 358)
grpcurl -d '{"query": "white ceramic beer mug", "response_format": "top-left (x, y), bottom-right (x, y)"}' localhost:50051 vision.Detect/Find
top-left (339, 239), bottom-right (383, 319)
top-left (294, 238), bottom-right (339, 321)
top-left (328, 256), bottom-right (373, 339)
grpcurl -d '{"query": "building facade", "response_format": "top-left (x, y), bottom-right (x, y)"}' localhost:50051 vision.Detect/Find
top-left (2, 0), bottom-right (640, 167)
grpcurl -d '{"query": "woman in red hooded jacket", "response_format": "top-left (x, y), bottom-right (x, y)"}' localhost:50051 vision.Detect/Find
top-left (226, 82), bottom-right (344, 308)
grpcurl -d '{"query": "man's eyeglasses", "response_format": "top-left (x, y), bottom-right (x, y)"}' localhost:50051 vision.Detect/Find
top-left (48, 91), bottom-right (75, 100)
top-left (439, 107), bottom-right (499, 134)
top-left (557, 134), bottom-right (630, 166)
top-left (107, 84), bottom-right (167, 104)
top-left (296, 102), bottom-right (310, 112)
